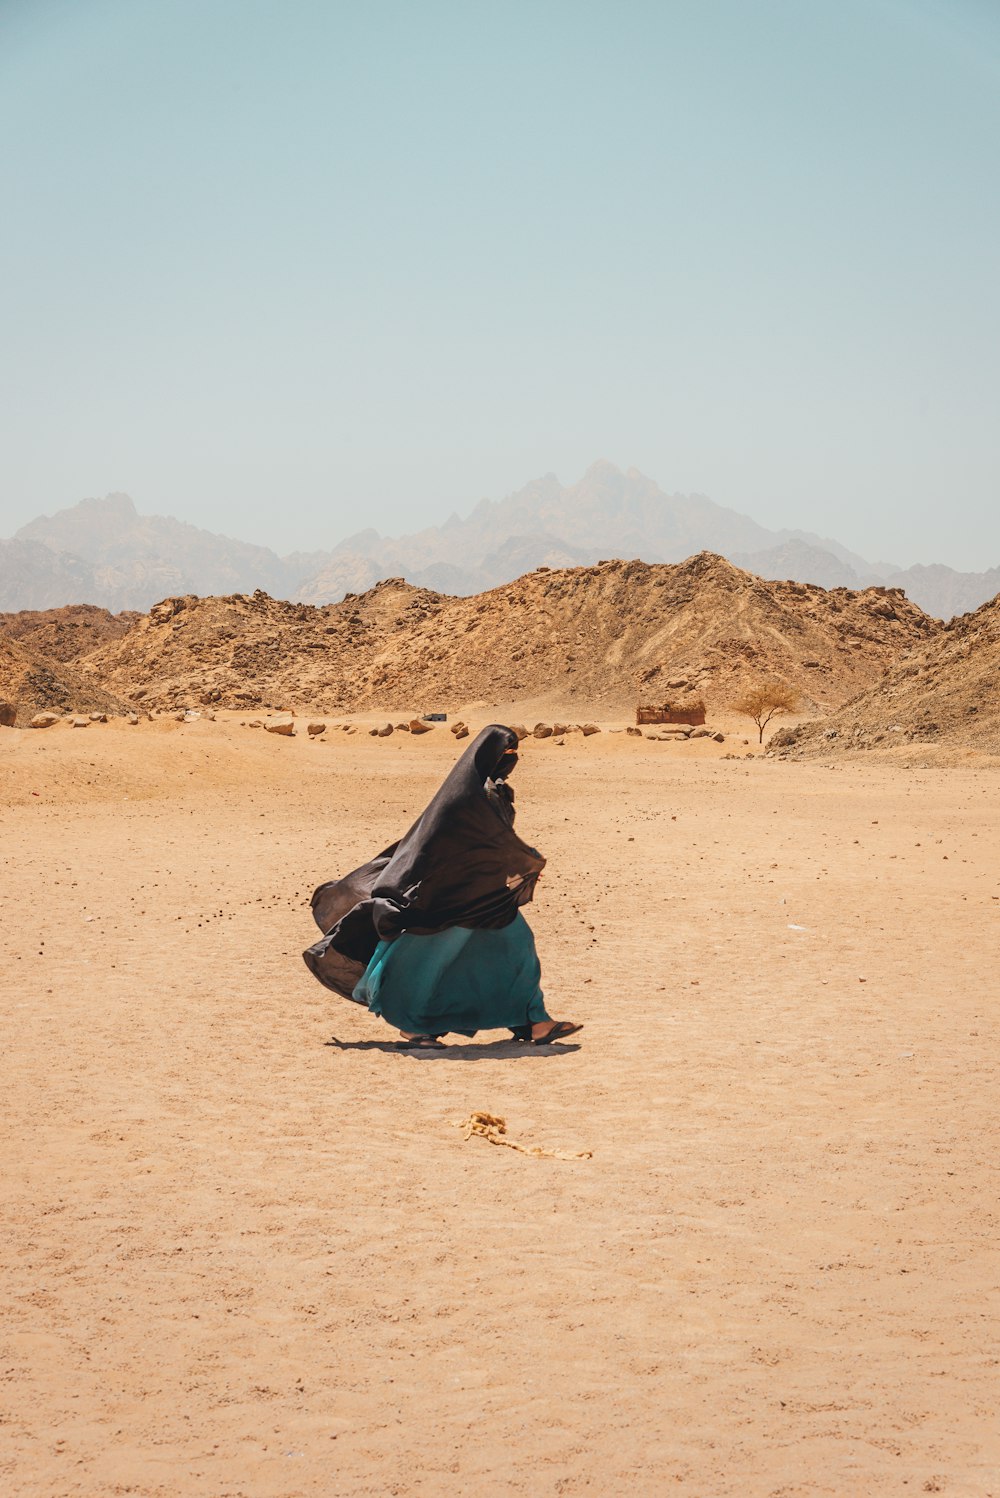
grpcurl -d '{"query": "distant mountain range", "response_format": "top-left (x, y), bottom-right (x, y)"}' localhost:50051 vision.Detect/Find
top-left (2, 461), bottom-right (997, 619)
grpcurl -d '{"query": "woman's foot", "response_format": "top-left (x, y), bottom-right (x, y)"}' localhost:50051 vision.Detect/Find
top-left (398, 1031), bottom-right (446, 1048)
top-left (530, 1020), bottom-right (583, 1044)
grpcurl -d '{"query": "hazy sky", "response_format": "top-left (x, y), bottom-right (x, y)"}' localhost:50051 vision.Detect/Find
top-left (1, 0), bottom-right (998, 569)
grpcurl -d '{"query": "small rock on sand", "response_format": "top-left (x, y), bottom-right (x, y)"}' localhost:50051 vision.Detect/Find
top-left (376, 723), bottom-right (394, 737)
top-left (307, 722), bottom-right (326, 736)
top-left (89, 712), bottom-right (108, 723)
top-left (510, 724), bottom-right (528, 740)
top-left (408, 719), bottom-right (433, 734)
top-left (533, 723), bottom-right (553, 738)
top-left (29, 711), bottom-right (60, 729)
top-left (579, 723), bottom-right (600, 736)
top-left (70, 717), bottom-right (89, 728)
top-left (265, 718), bottom-right (295, 736)
top-left (126, 713), bottom-right (140, 725)
top-left (1, 701), bottom-right (19, 727)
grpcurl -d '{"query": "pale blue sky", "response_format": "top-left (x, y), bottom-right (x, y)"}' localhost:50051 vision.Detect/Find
top-left (1, 0), bottom-right (997, 568)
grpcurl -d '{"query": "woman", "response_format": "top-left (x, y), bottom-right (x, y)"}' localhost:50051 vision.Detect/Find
top-left (303, 723), bottom-right (582, 1047)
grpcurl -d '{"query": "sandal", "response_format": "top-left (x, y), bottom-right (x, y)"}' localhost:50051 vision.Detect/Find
top-left (531, 1021), bottom-right (583, 1044)
top-left (399, 1035), bottom-right (446, 1048)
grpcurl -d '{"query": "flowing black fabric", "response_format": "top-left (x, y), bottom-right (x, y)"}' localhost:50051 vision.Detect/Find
top-left (303, 724), bottom-right (546, 1000)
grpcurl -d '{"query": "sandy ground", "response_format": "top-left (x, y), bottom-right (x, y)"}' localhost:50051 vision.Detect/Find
top-left (2, 716), bottom-right (999, 1497)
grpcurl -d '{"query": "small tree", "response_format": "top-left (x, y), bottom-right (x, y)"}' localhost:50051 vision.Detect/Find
top-left (732, 681), bottom-right (800, 743)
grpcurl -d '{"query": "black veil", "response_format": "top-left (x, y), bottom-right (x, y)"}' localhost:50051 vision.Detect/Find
top-left (303, 724), bottom-right (545, 1000)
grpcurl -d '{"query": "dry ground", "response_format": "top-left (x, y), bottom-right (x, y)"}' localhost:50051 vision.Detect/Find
top-left (2, 717), bottom-right (999, 1497)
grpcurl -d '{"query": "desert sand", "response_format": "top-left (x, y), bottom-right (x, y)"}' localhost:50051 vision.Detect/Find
top-left (3, 716), bottom-right (999, 1496)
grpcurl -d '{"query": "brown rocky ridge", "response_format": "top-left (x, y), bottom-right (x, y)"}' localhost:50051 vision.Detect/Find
top-left (0, 633), bottom-right (131, 724)
top-left (57, 552), bottom-right (935, 717)
top-left (770, 589), bottom-right (1000, 759)
top-left (0, 603), bottom-right (140, 663)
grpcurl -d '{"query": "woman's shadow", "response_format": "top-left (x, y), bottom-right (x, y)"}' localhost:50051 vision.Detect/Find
top-left (325, 1036), bottom-right (581, 1060)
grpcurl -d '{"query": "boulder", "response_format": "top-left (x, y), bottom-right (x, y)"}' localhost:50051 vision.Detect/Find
top-left (264, 717), bottom-right (295, 736)
top-left (306, 722), bottom-right (326, 736)
top-left (408, 719), bottom-right (433, 734)
top-left (579, 723), bottom-right (600, 736)
top-left (29, 712), bottom-right (60, 729)
top-left (533, 723), bottom-right (553, 738)
top-left (510, 724), bottom-right (528, 740)
top-left (0, 701), bottom-right (17, 728)
top-left (552, 722), bottom-right (573, 736)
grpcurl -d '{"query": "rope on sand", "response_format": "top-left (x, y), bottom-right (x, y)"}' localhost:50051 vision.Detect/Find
top-left (453, 1111), bottom-right (592, 1161)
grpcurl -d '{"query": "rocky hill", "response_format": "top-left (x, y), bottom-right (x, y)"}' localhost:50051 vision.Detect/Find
top-left (77, 553), bottom-right (935, 716)
top-left (0, 603), bottom-right (140, 662)
top-left (0, 634), bottom-right (130, 724)
top-left (771, 590), bottom-right (1000, 758)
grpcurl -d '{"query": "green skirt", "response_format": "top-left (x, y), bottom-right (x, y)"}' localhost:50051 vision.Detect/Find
top-left (353, 913), bottom-right (550, 1037)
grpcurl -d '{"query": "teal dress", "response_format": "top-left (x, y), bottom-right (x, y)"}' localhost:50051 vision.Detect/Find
top-left (353, 911), bottom-right (550, 1037)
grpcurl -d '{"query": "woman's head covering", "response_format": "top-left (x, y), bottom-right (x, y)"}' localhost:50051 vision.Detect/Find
top-left (303, 724), bottom-right (545, 999)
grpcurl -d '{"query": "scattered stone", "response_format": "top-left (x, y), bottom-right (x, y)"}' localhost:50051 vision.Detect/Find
top-left (712, 731), bottom-right (725, 742)
top-left (89, 712), bottom-right (108, 723)
top-left (126, 713), bottom-right (139, 725)
top-left (452, 724), bottom-right (469, 739)
top-left (510, 724), bottom-right (528, 740)
top-left (579, 723), bottom-right (600, 736)
top-left (29, 712), bottom-right (60, 729)
top-left (264, 717), bottom-right (295, 736)
top-left (247, 719), bottom-right (262, 728)
top-left (626, 726), bottom-right (643, 737)
top-left (533, 723), bottom-right (553, 738)
top-left (0, 701), bottom-right (17, 727)
top-left (450, 721), bottom-right (467, 736)
top-left (690, 726), bottom-right (713, 738)
top-left (376, 723), bottom-right (394, 737)
top-left (306, 722), bottom-right (326, 736)
top-left (70, 717), bottom-right (89, 728)
top-left (395, 722), bottom-right (410, 731)
top-left (552, 722), bottom-right (575, 736)
top-left (408, 719), bottom-right (433, 734)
